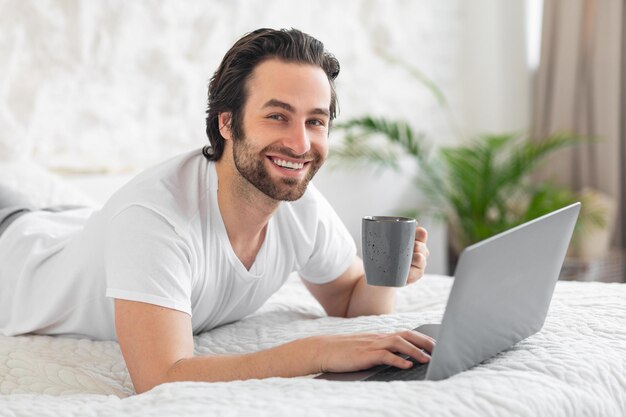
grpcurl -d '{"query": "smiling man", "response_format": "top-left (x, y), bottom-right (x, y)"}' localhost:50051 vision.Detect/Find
top-left (0, 28), bottom-right (432, 393)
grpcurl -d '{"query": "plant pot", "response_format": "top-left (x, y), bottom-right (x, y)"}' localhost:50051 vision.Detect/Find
top-left (567, 188), bottom-right (616, 261)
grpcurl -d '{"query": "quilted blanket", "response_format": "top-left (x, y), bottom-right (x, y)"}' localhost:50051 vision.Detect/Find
top-left (1, 274), bottom-right (625, 417)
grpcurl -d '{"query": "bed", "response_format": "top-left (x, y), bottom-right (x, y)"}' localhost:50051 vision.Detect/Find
top-left (0, 162), bottom-right (625, 416)
top-left (1, 270), bottom-right (625, 416)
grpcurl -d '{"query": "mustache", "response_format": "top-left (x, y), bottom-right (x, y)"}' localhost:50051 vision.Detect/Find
top-left (262, 145), bottom-right (322, 162)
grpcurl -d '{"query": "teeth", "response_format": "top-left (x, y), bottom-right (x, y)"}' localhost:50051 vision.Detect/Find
top-left (271, 158), bottom-right (304, 170)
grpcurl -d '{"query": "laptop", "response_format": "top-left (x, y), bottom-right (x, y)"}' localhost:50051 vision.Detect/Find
top-left (316, 202), bottom-right (581, 382)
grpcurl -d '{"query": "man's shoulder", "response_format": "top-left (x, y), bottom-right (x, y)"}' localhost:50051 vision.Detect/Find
top-left (133, 148), bottom-right (208, 185)
top-left (101, 149), bottom-right (212, 224)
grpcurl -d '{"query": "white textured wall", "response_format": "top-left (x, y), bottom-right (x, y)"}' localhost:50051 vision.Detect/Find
top-left (0, 0), bottom-right (463, 171)
top-left (0, 0), bottom-right (466, 273)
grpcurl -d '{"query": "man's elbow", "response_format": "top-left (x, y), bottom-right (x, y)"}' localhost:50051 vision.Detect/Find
top-left (130, 358), bottom-right (191, 394)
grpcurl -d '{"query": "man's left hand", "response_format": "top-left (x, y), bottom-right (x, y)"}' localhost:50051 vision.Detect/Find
top-left (406, 226), bottom-right (429, 285)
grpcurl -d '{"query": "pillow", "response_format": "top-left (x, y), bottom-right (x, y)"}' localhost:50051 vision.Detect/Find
top-left (0, 161), bottom-right (96, 208)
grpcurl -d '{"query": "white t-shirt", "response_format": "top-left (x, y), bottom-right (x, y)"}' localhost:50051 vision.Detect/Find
top-left (0, 149), bottom-right (356, 340)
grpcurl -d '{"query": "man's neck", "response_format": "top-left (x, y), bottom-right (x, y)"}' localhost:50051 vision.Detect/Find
top-left (214, 159), bottom-right (279, 269)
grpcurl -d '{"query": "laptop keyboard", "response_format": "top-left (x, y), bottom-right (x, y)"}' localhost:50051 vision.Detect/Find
top-left (364, 358), bottom-right (429, 381)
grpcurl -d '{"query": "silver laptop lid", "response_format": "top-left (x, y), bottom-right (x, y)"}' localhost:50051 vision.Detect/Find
top-left (426, 203), bottom-right (581, 380)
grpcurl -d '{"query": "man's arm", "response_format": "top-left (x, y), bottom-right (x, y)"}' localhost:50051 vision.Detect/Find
top-left (302, 226), bottom-right (429, 318)
top-left (301, 258), bottom-right (396, 317)
top-left (115, 299), bottom-right (434, 393)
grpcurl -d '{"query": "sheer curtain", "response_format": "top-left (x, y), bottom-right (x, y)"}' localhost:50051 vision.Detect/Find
top-left (533, 0), bottom-right (625, 249)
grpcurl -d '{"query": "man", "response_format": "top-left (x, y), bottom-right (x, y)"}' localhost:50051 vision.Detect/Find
top-left (0, 28), bottom-right (432, 393)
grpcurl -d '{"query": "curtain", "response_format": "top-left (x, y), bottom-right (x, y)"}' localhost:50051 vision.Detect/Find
top-left (533, 0), bottom-right (625, 248)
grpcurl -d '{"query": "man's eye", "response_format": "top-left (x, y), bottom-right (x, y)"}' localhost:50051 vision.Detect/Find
top-left (307, 119), bottom-right (326, 127)
top-left (268, 114), bottom-right (286, 121)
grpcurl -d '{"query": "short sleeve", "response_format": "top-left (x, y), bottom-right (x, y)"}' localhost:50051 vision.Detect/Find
top-left (297, 191), bottom-right (357, 284)
top-left (104, 205), bottom-right (193, 315)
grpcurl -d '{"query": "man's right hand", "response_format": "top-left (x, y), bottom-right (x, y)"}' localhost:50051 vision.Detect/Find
top-left (307, 330), bottom-right (435, 374)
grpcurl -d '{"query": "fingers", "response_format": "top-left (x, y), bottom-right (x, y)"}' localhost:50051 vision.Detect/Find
top-left (414, 226), bottom-right (429, 258)
top-left (374, 330), bottom-right (435, 368)
top-left (415, 226), bottom-right (428, 243)
top-left (379, 350), bottom-right (414, 369)
top-left (406, 227), bottom-right (429, 285)
top-left (403, 329), bottom-right (436, 353)
top-left (412, 243), bottom-right (429, 268)
top-left (316, 330), bottom-right (437, 373)
top-left (407, 248), bottom-right (427, 284)
top-left (415, 242), bottom-right (429, 257)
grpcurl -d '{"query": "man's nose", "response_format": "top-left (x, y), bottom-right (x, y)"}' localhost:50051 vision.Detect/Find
top-left (282, 122), bottom-right (311, 156)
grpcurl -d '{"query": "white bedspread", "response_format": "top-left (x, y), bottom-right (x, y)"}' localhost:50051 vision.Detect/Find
top-left (1, 274), bottom-right (625, 417)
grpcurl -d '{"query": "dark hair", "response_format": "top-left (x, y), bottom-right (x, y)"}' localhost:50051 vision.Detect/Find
top-left (203, 28), bottom-right (340, 161)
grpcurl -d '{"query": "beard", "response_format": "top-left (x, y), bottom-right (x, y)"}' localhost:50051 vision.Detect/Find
top-left (231, 134), bottom-right (324, 202)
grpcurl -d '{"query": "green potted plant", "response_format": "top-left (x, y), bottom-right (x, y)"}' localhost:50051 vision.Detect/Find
top-left (330, 59), bottom-right (609, 272)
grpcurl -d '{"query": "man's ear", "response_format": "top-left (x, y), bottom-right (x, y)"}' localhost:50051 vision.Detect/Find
top-left (218, 112), bottom-right (233, 140)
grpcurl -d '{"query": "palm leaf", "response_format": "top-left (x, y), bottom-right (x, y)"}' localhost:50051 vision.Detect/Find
top-left (329, 131), bottom-right (401, 171)
top-left (331, 113), bottom-right (602, 251)
top-left (335, 116), bottom-right (426, 161)
top-left (494, 133), bottom-right (589, 194)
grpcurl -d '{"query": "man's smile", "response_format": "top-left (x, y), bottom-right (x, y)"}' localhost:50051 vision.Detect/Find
top-left (266, 155), bottom-right (311, 176)
top-left (269, 157), bottom-right (305, 170)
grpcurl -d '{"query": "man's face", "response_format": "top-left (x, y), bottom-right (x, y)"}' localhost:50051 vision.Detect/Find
top-left (229, 59), bottom-right (332, 201)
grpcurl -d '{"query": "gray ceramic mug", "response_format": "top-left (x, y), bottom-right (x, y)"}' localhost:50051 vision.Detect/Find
top-left (362, 216), bottom-right (417, 287)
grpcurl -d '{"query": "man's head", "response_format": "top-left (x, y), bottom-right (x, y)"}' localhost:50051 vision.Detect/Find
top-left (204, 28), bottom-right (340, 201)
top-left (205, 28), bottom-right (340, 160)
